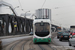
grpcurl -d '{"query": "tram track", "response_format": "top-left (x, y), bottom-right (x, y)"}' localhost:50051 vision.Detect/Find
top-left (4, 38), bottom-right (32, 50)
top-left (10, 40), bottom-right (22, 50)
top-left (4, 40), bottom-right (22, 50)
top-left (38, 45), bottom-right (45, 50)
top-left (36, 32), bottom-right (57, 50)
top-left (10, 39), bottom-right (31, 50)
top-left (21, 40), bottom-right (30, 50)
top-left (28, 40), bottom-right (34, 50)
top-left (47, 45), bottom-right (57, 50)
top-left (4, 32), bottom-right (57, 50)
top-left (38, 44), bottom-right (57, 50)
top-left (4, 40), bottom-right (57, 50)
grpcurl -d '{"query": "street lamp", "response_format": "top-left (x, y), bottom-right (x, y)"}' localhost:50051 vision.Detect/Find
top-left (21, 9), bottom-right (30, 17)
top-left (14, 6), bottom-right (19, 10)
top-left (6, 6), bottom-right (19, 22)
top-left (12, 6), bottom-right (19, 22)
top-left (24, 11), bottom-right (30, 18)
top-left (22, 9), bottom-right (30, 33)
top-left (25, 11), bottom-right (30, 33)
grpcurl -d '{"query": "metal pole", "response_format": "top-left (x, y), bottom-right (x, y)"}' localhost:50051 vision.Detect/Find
top-left (14, 6), bottom-right (19, 10)
top-left (24, 11), bottom-right (30, 33)
top-left (25, 13), bottom-right (26, 33)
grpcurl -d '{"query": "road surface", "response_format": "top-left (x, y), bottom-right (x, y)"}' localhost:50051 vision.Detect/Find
top-left (2, 36), bottom-right (32, 46)
top-left (2, 32), bottom-right (75, 50)
top-left (53, 36), bottom-right (74, 49)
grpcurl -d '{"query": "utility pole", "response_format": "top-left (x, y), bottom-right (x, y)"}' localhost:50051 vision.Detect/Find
top-left (22, 9), bottom-right (30, 33)
top-left (24, 11), bottom-right (30, 33)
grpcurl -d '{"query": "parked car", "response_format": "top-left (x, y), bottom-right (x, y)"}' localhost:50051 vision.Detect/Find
top-left (57, 32), bottom-right (63, 39)
top-left (72, 32), bottom-right (75, 36)
top-left (59, 32), bottom-right (70, 41)
top-left (69, 35), bottom-right (75, 47)
top-left (29, 32), bottom-right (33, 35)
top-left (70, 31), bottom-right (73, 35)
top-left (64, 31), bottom-right (69, 33)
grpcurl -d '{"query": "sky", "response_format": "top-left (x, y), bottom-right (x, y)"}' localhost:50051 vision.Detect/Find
top-left (1, 0), bottom-right (75, 28)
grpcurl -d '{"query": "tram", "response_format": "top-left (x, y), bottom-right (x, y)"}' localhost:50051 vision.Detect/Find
top-left (33, 19), bottom-right (51, 43)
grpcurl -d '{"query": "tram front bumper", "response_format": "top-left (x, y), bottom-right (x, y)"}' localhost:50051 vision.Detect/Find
top-left (33, 38), bottom-right (51, 43)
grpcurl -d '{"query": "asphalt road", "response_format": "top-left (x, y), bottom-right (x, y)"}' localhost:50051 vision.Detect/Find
top-left (2, 36), bottom-right (32, 46)
top-left (4, 38), bottom-right (55, 50)
top-left (2, 32), bottom-right (57, 50)
top-left (53, 36), bottom-right (75, 49)
top-left (2, 32), bottom-right (75, 50)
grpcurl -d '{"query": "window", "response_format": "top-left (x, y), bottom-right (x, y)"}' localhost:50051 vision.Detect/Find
top-left (35, 22), bottom-right (50, 37)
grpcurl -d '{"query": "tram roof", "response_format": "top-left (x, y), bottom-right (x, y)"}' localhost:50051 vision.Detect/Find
top-left (33, 19), bottom-right (51, 24)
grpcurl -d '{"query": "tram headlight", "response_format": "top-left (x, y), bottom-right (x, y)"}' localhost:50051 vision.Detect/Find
top-left (34, 36), bottom-right (36, 38)
top-left (48, 36), bottom-right (50, 38)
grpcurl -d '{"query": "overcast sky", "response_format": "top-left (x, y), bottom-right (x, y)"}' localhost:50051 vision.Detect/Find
top-left (1, 0), bottom-right (75, 28)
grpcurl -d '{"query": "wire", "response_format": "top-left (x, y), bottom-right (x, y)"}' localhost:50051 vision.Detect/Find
top-left (41, 0), bottom-right (46, 8)
top-left (18, 0), bottom-right (22, 9)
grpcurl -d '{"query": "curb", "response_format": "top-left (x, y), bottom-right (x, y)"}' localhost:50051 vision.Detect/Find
top-left (0, 34), bottom-right (30, 39)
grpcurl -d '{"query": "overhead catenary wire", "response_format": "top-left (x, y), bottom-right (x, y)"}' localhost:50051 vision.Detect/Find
top-left (18, 0), bottom-right (23, 9)
top-left (41, 0), bottom-right (46, 8)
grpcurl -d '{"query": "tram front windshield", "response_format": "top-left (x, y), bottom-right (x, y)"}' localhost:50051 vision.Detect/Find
top-left (35, 23), bottom-right (50, 37)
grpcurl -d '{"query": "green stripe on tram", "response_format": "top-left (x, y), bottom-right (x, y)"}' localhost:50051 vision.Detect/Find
top-left (33, 38), bottom-right (51, 43)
